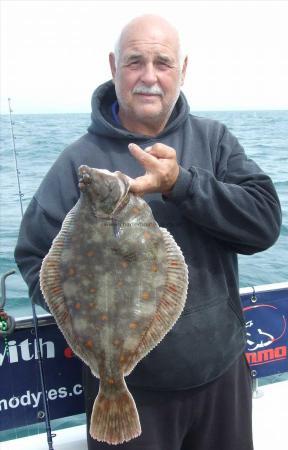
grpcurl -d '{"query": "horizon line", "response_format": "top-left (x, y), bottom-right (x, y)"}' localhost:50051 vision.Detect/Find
top-left (1, 108), bottom-right (288, 116)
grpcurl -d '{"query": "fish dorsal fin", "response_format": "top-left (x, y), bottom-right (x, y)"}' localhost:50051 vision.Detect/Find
top-left (39, 203), bottom-right (99, 373)
top-left (123, 227), bottom-right (188, 375)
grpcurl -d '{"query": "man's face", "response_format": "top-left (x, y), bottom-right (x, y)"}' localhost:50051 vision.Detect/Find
top-left (109, 24), bottom-right (187, 134)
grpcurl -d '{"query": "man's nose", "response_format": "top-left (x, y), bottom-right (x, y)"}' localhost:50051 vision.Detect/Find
top-left (140, 63), bottom-right (158, 85)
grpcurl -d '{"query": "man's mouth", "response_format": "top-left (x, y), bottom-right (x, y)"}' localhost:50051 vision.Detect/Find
top-left (137, 93), bottom-right (159, 96)
top-left (134, 93), bottom-right (161, 100)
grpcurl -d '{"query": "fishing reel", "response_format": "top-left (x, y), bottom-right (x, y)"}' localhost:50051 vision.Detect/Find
top-left (0, 313), bottom-right (15, 336)
top-left (0, 270), bottom-right (16, 336)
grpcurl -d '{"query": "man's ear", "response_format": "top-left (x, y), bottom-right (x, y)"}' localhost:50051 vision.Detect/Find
top-left (181, 56), bottom-right (188, 86)
top-left (109, 52), bottom-right (117, 81)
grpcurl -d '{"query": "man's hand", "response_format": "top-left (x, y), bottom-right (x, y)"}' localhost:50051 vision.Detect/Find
top-left (128, 143), bottom-right (179, 195)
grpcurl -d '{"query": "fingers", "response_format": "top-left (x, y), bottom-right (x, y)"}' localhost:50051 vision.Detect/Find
top-left (148, 143), bottom-right (176, 159)
top-left (128, 142), bottom-right (179, 195)
top-left (128, 143), bottom-right (159, 171)
top-left (129, 142), bottom-right (176, 160)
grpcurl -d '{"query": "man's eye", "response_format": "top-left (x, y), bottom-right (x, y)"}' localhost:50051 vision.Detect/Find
top-left (129, 61), bottom-right (140, 66)
top-left (158, 62), bottom-right (169, 69)
top-left (158, 60), bottom-right (172, 67)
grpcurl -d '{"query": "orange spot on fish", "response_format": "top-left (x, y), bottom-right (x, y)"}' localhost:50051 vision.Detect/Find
top-left (121, 261), bottom-right (129, 268)
top-left (101, 314), bottom-right (108, 321)
top-left (107, 377), bottom-right (115, 385)
top-left (75, 302), bottom-right (81, 310)
top-left (143, 231), bottom-right (151, 240)
top-left (85, 339), bottom-right (93, 349)
top-left (129, 322), bottom-right (138, 329)
top-left (86, 250), bottom-right (95, 257)
top-left (89, 287), bottom-right (97, 293)
top-left (117, 281), bottom-right (123, 288)
top-left (142, 291), bottom-right (150, 301)
top-left (132, 207), bottom-right (140, 214)
top-left (68, 267), bottom-right (76, 277)
top-left (151, 264), bottom-right (158, 272)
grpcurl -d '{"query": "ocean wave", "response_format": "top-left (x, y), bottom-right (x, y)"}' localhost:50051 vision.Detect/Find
top-left (274, 180), bottom-right (288, 187)
top-left (280, 224), bottom-right (288, 236)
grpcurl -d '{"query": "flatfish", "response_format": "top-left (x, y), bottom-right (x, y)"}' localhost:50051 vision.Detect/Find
top-left (40, 165), bottom-right (188, 445)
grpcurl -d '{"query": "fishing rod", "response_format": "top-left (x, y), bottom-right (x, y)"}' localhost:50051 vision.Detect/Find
top-left (7, 98), bottom-right (55, 450)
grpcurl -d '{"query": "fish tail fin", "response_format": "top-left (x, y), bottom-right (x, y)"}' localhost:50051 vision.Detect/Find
top-left (89, 377), bottom-right (141, 445)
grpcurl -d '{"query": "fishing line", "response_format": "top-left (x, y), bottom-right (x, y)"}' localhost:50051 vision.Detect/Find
top-left (8, 98), bottom-right (55, 450)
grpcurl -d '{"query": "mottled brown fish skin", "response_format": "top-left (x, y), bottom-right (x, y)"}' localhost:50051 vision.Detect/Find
top-left (40, 165), bottom-right (188, 445)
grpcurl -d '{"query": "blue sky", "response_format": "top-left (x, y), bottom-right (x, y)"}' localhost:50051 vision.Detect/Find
top-left (1, 0), bottom-right (288, 113)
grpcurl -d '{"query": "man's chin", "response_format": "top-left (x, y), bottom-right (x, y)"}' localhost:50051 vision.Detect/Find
top-left (133, 106), bottom-right (164, 122)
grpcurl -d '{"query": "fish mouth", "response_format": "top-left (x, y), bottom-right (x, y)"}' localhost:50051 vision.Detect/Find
top-left (78, 165), bottom-right (92, 190)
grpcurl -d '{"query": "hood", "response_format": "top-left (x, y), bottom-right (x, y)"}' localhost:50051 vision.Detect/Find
top-left (88, 80), bottom-right (190, 141)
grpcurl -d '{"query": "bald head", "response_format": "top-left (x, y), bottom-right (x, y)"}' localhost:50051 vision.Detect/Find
top-left (114, 15), bottom-right (184, 65)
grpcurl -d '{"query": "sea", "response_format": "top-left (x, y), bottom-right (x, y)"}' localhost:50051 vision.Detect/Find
top-left (0, 110), bottom-right (287, 440)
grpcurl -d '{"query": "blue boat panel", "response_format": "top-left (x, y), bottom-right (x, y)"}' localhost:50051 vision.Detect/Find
top-left (0, 286), bottom-right (287, 431)
top-left (242, 287), bottom-right (288, 378)
top-left (0, 325), bottom-right (84, 431)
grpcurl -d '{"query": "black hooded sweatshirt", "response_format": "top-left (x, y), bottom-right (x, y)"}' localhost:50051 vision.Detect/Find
top-left (14, 81), bottom-right (281, 389)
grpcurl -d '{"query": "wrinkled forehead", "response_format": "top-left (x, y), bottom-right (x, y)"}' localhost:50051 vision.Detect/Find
top-left (122, 40), bottom-right (179, 62)
top-left (119, 24), bottom-right (180, 60)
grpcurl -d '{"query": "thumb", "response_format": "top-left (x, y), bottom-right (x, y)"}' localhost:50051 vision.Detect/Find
top-left (128, 174), bottom-right (153, 195)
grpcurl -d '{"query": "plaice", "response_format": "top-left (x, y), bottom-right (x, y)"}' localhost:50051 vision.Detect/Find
top-left (40, 165), bottom-right (188, 445)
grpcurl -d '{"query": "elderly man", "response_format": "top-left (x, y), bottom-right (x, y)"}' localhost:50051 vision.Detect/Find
top-left (15, 14), bottom-right (281, 450)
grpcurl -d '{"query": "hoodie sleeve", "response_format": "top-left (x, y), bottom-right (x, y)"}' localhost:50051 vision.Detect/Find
top-left (165, 126), bottom-right (282, 254)
top-left (14, 150), bottom-right (80, 311)
top-left (14, 197), bottom-right (62, 311)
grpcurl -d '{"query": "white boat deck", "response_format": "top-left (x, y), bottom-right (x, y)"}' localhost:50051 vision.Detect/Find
top-left (1, 380), bottom-right (287, 450)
